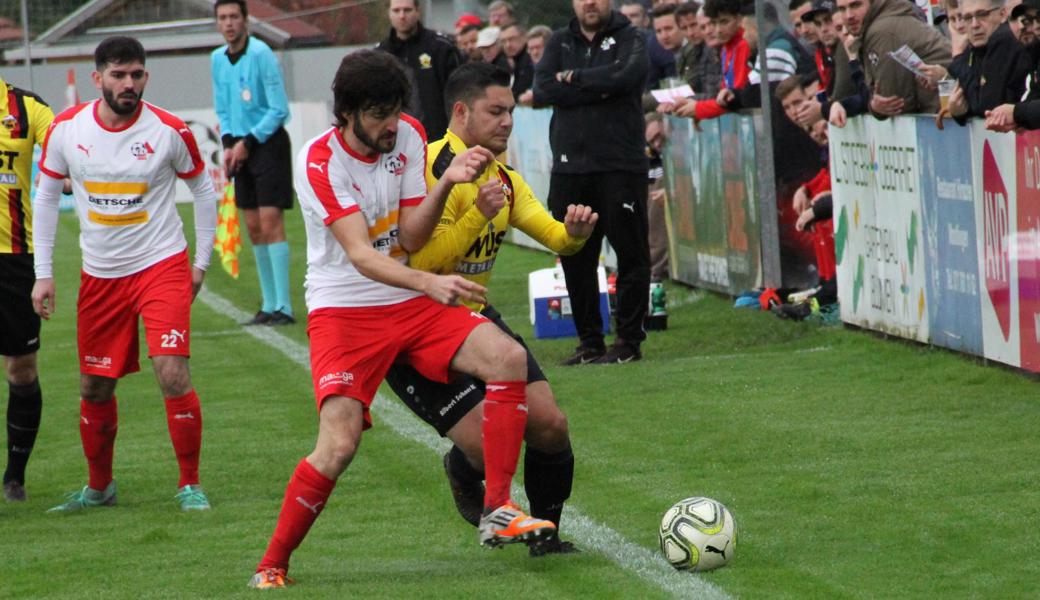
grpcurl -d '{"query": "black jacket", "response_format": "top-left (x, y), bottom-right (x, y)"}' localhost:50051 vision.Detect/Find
top-left (949, 22), bottom-right (1031, 124)
top-left (377, 23), bottom-right (463, 140)
top-left (532, 11), bottom-right (649, 175)
top-left (510, 49), bottom-right (535, 99)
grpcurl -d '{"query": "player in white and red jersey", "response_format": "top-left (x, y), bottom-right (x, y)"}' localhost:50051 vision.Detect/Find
top-left (31, 37), bottom-right (218, 513)
top-left (249, 50), bottom-right (554, 589)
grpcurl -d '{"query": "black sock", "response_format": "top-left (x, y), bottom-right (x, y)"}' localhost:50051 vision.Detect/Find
top-left (447, 444), bottom-right (484, 486)
top-left (5, 378), bottom-right (42, 485)
top-left (524, 444), bottom-right (574, 528)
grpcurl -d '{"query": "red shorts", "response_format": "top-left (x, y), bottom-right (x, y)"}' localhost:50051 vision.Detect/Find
top-left (307, 296), bottom-right (488, 429)
top-left (77, 251), bottom-right (192, 378)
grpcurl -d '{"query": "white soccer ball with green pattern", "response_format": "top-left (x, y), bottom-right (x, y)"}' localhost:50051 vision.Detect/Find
top-left (659, 497), bottom-right (736, 572)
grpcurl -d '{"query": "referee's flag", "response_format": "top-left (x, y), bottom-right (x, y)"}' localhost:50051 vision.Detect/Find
top-left (214, 183), bottom-right (241, 278)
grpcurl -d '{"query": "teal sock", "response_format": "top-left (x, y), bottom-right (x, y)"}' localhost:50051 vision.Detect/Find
top-left (269, 241), bottom-right (293, 317)
top-left (252, 244), bottom-right (277, 314)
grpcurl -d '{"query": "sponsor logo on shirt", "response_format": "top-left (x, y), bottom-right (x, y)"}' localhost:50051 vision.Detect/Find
top-left (131, 141), bottom-right (155, 160)
top-left (318, 371), bottom-right (355, 388)
top-left (0, 173), bottom-right (16, 185)
top-left (88, 209), bottom-right (149, 227)
top-left (77, 144), bottom-right (92, 157)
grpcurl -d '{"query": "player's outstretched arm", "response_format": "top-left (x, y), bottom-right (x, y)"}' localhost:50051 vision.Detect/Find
top-left (398, 146), bottom-right (496, 253)
top-left (330, 211), bottom-right (486, 306)
top-left (509, 175), bottom-right (596, 256)
top-left (31, 174), bottom-right (65, 319)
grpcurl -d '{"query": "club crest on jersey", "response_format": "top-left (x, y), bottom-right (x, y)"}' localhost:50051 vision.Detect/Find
top-left (1, 115), bottom-right (16, 131)
top-left (419, 53), bottom-right (433, 69)
top-left (384, 153), bottom-right (407, 176)
top-left (131, 141), bottom-right (155, 160)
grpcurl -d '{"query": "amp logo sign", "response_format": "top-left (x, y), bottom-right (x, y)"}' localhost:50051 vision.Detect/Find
top-left (982, 141), bottom-right (1011, 341)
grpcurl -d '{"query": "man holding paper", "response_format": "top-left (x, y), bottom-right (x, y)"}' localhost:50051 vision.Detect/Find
top-left (835, 0), bottom-right (951, 116)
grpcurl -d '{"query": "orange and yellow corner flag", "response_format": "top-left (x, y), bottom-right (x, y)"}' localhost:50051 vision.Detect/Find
top-left (214, 183), bottom-right (241, 278)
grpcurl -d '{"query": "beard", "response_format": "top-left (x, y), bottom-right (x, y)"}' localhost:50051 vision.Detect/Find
top-left (579, 8), bottom-right (607, 31)
top-left (102, 87), bottom-right (141, 116)
top-left (353, 118), bottom-right (396, 154)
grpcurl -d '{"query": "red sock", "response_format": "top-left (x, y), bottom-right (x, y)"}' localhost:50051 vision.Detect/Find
top-left (164, 390), bottom-right (202, 487)
top-left (258, 458), bottom-right (337, 572)
top-left (482, 381), bottom-right (528, 510)
top-left (80, 397), bottom-right (118, 491)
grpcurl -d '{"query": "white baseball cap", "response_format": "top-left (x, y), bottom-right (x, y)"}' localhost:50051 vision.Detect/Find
top-left (476, 26), bottom-right (501, 48)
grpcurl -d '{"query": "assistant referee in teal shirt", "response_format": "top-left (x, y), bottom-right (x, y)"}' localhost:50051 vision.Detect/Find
top-left (211, 0), bottom-right (295, 325)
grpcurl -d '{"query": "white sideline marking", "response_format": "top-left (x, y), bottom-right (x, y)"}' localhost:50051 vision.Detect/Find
top-left (197, 288), bottom-right (731, 600)
top-left (192, 329), bottom-right (247, 339)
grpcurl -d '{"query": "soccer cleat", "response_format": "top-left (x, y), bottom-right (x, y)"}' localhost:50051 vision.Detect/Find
top-left (560, 344), bottom-right (606, 366)
top-left (592, 342), bottom-right (642, 364)
top-left (529, 534), bottom-right (580, 557)
top-left (443, 452), bottom-right (483, 527)
top-left (3, 481), bottom-right (26, 502)
top-left (479, 502), bottom-right (556, 548)
top-left (242, 310), bottom-right (274, 326)
top-left (47, 480), bottom-right (117, 513)
top-left (266, 310), bottom-right (296, 326)
top-left (248, 568), bottom-right (294, 589)
top-left (175, 484), bottom-right (211, 511)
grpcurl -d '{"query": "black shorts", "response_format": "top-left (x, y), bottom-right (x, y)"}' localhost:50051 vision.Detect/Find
top-left (233, 127), bottom-right (293, 210)
top-left (384, 305), bottom-right (547, 436)
top-left (0, 254), bottom-right (40, 356)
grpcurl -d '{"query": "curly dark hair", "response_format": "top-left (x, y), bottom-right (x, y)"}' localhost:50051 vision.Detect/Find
top-left (331, 50), bottom-right (411, 127)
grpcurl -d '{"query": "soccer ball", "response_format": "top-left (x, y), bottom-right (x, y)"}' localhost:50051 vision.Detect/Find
top-left (659, 496), bottom-right (736, 572)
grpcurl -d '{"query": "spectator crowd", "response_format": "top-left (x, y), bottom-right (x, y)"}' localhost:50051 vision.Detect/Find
top-left (378, 0), bottom-right (1040, 326)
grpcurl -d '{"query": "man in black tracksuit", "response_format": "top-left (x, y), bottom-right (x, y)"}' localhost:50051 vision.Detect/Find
top-left (532, 1), bottom-right (650, 365)
top-left (377, 0), bottom-right (463, 140)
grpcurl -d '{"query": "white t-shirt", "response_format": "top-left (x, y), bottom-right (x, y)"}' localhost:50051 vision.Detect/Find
top-left (295, 116), bottom-right (428, 310)
top-left (39, 100), bottom-right (208, 278)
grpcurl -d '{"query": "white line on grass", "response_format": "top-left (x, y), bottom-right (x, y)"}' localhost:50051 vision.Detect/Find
top-left (197, 288), bottom-right (731, 600)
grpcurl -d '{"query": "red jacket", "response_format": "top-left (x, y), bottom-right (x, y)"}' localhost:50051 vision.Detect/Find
top-left (804, 167), bottom-right (835, 281)
top-left (815, 46), bottom-right (834, 95)
top-left (694, 28), bottom-right (751, 120)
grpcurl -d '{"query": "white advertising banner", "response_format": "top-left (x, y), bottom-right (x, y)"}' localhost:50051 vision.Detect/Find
top-left (831, 116), bottom-right (928, 342)
top-left (971, 124), bottom-right (1021, 367)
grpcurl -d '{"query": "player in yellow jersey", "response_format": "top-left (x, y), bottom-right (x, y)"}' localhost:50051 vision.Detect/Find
top-left (385, 62), bottom-right (597, 555)
top-left (0, 75), bottom-right (54, 501)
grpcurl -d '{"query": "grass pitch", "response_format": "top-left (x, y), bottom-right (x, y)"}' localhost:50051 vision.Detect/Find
top-left (7, 207), bottom-right (1040, 598)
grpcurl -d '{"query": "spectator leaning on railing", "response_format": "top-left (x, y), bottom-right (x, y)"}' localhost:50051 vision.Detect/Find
top-left (622, 1), bottom-right (679, 92)
top-left (680, 0), bottom-right (751, 120)
top-left (677, 2), bottom-right (724, 100)
top-left (644, 3), bottom-right (689, 111)
top-left (944, 0), bottom-right (1031, 123)
top-left (837, 0), bottom-right (951, 116)
top-left (802, 0), bottom-right (839, 94)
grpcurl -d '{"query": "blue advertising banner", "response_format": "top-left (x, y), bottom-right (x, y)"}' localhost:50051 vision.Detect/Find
top-left (916, 118), bottom-right (983, 354)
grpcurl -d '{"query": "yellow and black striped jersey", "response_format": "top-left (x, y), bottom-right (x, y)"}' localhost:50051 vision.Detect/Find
top-left (0, 76), bottom-right (53, 254)
top-left (409, 130), bottom-right (586, 310)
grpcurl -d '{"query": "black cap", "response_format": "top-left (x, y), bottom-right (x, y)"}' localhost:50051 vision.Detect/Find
top-left (802, 0), bottom-right (836, 20)
top-left (1012, 0), bottom-right (1040, 18)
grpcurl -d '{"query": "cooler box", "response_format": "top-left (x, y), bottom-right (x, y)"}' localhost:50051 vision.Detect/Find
top-left (528, 266), bottom-right (611, 339)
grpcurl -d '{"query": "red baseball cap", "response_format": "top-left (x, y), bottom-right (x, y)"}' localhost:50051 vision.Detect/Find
top-left (455, 13), bottom-right (483, 30)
